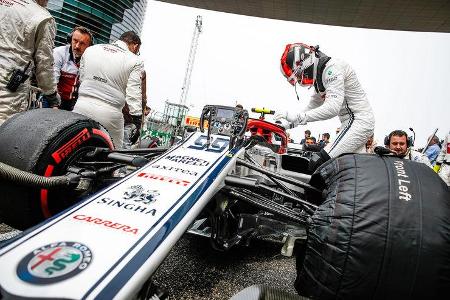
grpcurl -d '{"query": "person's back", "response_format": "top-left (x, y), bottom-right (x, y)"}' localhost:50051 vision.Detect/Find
top-left (0, 0), bottom-right (56, 124)
top-left (74, 34), bottom-right (143, 148)
top-left (306, 58), bottom-right (374, 124)
top-left (78, 42), bottom-right (139, 106)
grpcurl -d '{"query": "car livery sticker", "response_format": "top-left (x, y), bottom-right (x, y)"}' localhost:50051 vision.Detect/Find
top-left (16, 241), bottom-right (92, 285)
top-left (0, 132), bottom-right (241, 299)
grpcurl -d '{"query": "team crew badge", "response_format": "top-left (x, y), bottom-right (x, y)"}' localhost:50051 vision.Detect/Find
top-left (17, 241), bottom-right (92, 284)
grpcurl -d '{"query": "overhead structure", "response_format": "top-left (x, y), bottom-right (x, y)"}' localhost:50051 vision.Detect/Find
top-left (179, 15), bottom-right (203, 106)
top-left (158, 0), bottom-right (450, 33)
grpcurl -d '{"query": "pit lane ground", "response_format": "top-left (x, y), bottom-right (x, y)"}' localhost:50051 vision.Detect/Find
top-left (153, 234), bottom-right (297, 299)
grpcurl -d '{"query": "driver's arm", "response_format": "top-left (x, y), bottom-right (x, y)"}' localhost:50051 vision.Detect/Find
top-left (304, 64), bottom-right (344, 122)
top-left (304, 93), bottom-right (323, 112)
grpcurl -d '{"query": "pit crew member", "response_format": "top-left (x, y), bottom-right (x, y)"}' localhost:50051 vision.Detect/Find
top-left (51, 26), bottom-right (93, 111)
top-left (73, 31), bottom-right (144, 148)
top-left (0, 0), bottom-right (59, 125)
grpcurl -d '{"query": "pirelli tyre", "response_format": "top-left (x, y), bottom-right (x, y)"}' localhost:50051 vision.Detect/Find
top-left (296, 154), bottom-right (450, 299)
top-left (0, 109), bottom-right (113, 230)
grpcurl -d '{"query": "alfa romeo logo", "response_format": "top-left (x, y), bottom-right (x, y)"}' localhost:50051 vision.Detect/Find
top-left (17, 241), bottom-right (92, 284)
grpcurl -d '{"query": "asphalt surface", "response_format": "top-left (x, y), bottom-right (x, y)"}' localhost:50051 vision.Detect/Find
top-left (152, 234), bottom-right (298, 300)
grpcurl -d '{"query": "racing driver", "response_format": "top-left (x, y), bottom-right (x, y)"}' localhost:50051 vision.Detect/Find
top-left (275, 43), bottom-right (375, 170)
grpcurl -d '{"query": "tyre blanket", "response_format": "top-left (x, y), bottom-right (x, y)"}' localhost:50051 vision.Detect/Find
top-left (296, 154), bottom-right (450, 299)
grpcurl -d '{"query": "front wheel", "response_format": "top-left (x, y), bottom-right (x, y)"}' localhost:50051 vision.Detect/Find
top-left (0, 109), bottom-right (113, 230)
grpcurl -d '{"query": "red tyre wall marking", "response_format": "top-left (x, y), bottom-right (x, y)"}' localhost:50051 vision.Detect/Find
top-left (51, 128), bottom-right (90, 164)
top-left (40, 127), bottom-right (113, 219)
top-left (92, 128), bottom-right (114, 149)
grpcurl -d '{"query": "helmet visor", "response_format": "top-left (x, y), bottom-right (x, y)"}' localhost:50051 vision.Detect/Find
top-left (281, 43), bottom-right (315, 86)
top-left (280, 44), bottom-right (295, 85)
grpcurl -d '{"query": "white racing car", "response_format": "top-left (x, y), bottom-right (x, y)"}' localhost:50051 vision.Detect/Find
top-left (0, 105), bottom-right (448, 299)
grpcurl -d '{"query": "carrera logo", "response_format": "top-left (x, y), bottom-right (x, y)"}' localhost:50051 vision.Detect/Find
top-left (52, 128), bottom-right (90, 164)
top-left (17, 242), bottom-right (92, 285)
top-left (137, 172), bottom-right (190, 187)
top-left (73, 215), bottom-right (139, 234)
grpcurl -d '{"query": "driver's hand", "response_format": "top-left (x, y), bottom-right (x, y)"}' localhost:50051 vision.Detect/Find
top-left (289, 111), bottom-right (307, 125)
top-left (274, 111), bottom-right (307, 128)
top-left (275, 118), bottom-right (291, 130)
top-left (274, 111), bottom-right (288, 122)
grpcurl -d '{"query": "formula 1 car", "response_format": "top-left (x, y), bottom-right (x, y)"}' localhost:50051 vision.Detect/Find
top-left (0, 105), bottom-right (449, 300)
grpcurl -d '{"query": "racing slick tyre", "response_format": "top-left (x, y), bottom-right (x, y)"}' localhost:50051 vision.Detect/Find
top-left (296, 154), bottom-right (450, 299)
top-left (0, 109), bottom-right (113, 230)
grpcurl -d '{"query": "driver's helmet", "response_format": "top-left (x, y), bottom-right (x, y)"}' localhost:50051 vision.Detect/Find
top-left (280, 43), bottom-right (317, 86)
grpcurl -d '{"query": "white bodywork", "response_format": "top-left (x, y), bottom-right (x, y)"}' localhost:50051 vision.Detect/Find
top-left (0, 132), bottom-right (241, 299)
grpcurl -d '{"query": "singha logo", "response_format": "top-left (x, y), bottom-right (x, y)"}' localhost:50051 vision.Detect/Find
top-left (123, 185), bottom-right (159, 204)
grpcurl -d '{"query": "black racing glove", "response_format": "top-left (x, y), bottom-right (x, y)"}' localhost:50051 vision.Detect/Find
top-left (42, 92), bottom-right (61, 108)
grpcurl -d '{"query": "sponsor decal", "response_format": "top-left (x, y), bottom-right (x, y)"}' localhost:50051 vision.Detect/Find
top-left (325, 75), bottom-right (337, 84)
top-left (102, 45), bottom-right (119, 53)
top-left (0, 0), bottom-right (18, 7)
top-left (73, 215), bottom-right (139, 234)
top-left (51, 128), bottom-right (90, 164)
top-left (164, 155), bottom-right (209, 167)
top-left (96, 198), bottom-right (157, 215)
top-left (393, 160), bottom-right (412, 201)
top-left (152, 164), bottom-right (198, 175)
top-left (137, 172), bottom-right (190, 187)
top-left (93, 75), bottom-right (107, 83)
top-left (123, 185), bottom-right (160, 204)
top-left (327, 69), bottom-right (333, 76)
top-left (188, 135), bottom-right (229, 152)
top-left (17, 242), bottom-right (92, 284)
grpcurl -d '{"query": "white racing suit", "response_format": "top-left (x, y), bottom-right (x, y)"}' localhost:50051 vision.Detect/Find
top-left (304, 58), bottom-right (375, 158)
top-left (0, 0), bottom-right (56, 125)
top-left (436, 132), bottom-right (450, 186)
top-left (73, 40), bottom-right (143, 148)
